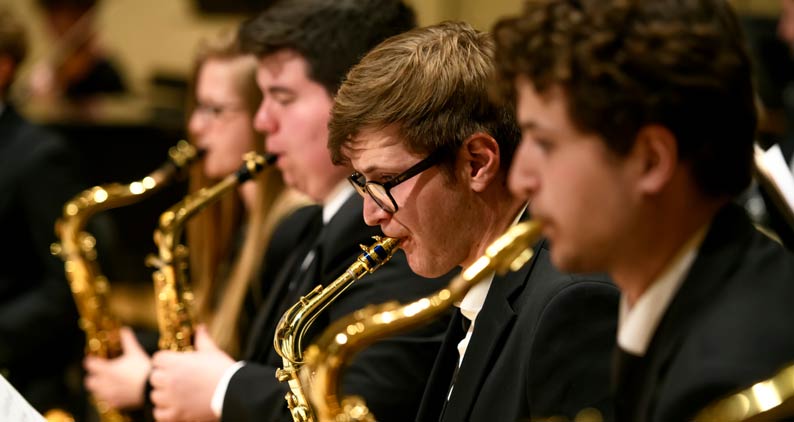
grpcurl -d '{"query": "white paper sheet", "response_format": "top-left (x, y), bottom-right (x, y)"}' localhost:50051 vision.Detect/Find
top-left (0, 374), bottom-right (46, 422)
top-left (756, 144), bottom-right (794, 212)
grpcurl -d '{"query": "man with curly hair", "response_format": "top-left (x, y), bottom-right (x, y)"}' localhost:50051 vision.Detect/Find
top-left (494, 1), bottom-right (794, 421)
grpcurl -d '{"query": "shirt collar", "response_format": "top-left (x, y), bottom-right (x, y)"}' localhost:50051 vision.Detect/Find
top-left (617, 224), bottom-right (708, 356)
top-left (322, 181), bottom-right (354, 224)
top-left (456, 203), bottom-right (529, 323)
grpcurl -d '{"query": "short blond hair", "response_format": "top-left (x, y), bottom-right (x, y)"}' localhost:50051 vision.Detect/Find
top-left (329, 21), bottom-right (519, 173)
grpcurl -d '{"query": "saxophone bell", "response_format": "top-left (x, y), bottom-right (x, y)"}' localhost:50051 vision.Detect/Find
top-left (51, 140), bottom-right (198, 422)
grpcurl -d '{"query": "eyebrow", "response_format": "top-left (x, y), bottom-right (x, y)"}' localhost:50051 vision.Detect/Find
top-left (357, 164), bottom-right (381, 175)
top-left (518, 119), bottom-right (555, 134)
top-left (267, 86), bottom-right (295, 96)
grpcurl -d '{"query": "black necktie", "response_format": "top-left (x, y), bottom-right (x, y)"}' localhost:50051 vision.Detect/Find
top-left (613, 347), bottom-right (644, 422)
top-left (244, 208), bottom-right (323, 361)
top-left (439, 309), bottom-right (470, 420)
top-left (280, 223), bottom-right (327, 313)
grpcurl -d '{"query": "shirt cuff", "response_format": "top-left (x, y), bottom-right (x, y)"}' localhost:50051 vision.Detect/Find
top-left (210, 361), bottom-right (246, 417)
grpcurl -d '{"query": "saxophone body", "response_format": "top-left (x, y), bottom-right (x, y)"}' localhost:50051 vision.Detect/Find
top-left (274, 237), bottom-right (401, 422)
top-left (148, 152), bottom-right (273, 351)
top-left (50, 141), bottom-right (197, 422)
top-left (300, 220), bottom-right (544, 422)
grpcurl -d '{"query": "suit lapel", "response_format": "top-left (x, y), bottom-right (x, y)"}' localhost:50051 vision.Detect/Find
top-left (243, 206), bottom-right (323, 361)
top-left (630, 205), bottom-right (753, 420)
top-left (315, 194), bottom-right (379, 279)
top-left (416, 310), bottom-right (467, 422)
top-left (442, 246), bottom-right (539, 422)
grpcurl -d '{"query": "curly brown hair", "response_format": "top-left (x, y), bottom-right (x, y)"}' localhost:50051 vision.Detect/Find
top-left (493, 0), bottom-right (757, 198)
top-left (328, 21), bottom-right (520, 175)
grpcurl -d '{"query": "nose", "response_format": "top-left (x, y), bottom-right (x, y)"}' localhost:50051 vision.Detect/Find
top-left (188, 109), bottom-right (207, 138)
top-left (362, 195), bottom-right (391, 228)
top-left (508, 141), bottom-right (541, 201)
top-left (253, 98), bottom-right (278, 136)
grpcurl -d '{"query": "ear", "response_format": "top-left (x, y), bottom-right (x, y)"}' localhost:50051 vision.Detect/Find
top-left (0, 55), bottom-right (15, 98)
top-left (460, 132), bottom-right (501, 192)
top-left (630, 124), bottom-right (678, 195)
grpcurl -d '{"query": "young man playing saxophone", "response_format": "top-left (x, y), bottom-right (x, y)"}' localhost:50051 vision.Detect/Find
top-left (494, 1), bottom-right (794, 421)
top-left (146, 1), bottom-right (453, 422)
top-left (328, 21), bottom-right (619, 422)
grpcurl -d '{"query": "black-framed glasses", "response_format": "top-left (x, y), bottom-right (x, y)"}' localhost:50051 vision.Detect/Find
top-left (348, 149), bottom-right (444, 213)
top-left (192, 101), bottom-right (247, 119)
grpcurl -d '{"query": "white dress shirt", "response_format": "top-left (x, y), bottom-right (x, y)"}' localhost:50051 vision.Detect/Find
top-left (448, 205), bottom-right (527, 399)
top-left (617, 226), bottom-right (708, 356)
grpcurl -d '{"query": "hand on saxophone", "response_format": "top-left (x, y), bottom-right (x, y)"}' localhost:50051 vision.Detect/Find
top-left (149, 325), bottom-right (235, 422)
top-left (83, 326), bottom-right (151, 410)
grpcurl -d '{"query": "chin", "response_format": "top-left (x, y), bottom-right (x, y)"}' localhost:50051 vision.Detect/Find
top-left (406, 252), bottom-right (457, 279)
top-left (550, 248), bottom-right (598, 274)
top-left (549, 249), bottom-right (578, 273)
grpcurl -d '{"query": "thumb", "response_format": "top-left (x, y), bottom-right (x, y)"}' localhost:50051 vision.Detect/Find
top-left (120, 326), bottom-right (145, 355)
top-left (194, 325), bottom-right (219, 352)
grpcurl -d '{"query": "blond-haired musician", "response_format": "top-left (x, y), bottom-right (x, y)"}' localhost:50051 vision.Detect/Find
top-left (328, 21), bottom-right (619, 422)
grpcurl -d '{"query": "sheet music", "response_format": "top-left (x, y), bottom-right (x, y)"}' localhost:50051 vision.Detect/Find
top-left (0, 374), bottom-right (46, 422)
top-left (756, 144), bottom-right (794, 212)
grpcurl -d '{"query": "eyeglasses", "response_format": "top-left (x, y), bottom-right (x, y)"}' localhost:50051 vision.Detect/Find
top-left (348, 149), bottom-right (444, 213)
top-left (192, 101), bottom-right (247, 119)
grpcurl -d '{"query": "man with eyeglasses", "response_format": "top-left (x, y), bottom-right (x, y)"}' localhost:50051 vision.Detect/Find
top-left (329, 21), bottom-right (619, 422)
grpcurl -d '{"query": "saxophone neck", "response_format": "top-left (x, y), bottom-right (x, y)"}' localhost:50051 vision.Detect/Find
top-left (274, 236), bottom-right (401, 364)
top-left (155, 152), bottom-right (272, 244)
top-left (150, 152), bottom-right (272, 352)
top-left (54, 140), bottom-right (199, 256)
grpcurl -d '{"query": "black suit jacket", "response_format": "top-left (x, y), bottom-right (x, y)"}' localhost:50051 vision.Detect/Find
top-left (223, 193), bottom-right (454, 422)
top-left (416, 238), bottom-right (619, 422)
top-left (0, 105), bottom-right (84, 412)
top-left (614, 204), bottom-right (794, 422)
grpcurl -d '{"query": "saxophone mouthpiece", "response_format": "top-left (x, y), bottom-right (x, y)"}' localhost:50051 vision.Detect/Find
top-left (236, 152), bottom-right (275, 182)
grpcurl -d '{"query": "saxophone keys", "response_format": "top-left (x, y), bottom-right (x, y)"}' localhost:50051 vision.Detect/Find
top-left (509, 249), bottom-right (535, 272)
top-left (276, 368), bottom-right (292, 382)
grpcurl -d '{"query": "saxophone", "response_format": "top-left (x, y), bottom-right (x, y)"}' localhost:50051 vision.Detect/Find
top-left (299, 220), bottom-right (543, 422)
top-left (50, 140), bottom-right (198, 422)
top-left (695, 363), bottom-right (794, 422)
top-left (147, 152), bottom-right (274, 351)
top-left (274, 237), bottom-right (402, 422)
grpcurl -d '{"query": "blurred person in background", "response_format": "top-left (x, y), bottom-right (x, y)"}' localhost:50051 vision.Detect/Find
top-left (0, 5), bottom-right (86, 417)
top-left (146, 2), bottom-right (455, 421)
top-left (83, 29), bottom-right (307, 415)
top-left (25, 0), bottom-right (126, 103)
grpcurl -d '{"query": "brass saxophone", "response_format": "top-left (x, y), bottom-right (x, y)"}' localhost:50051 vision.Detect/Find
top-left (50, 140), bottom-right (198, 422)
top-left (147, 152), bottom-right (274, 351)
top-left (300, 220), bottom-right (543, 422)
top-left (695, 363), bottom-right (794, 422)
top-left (274, 237), bottom-right (402, 422)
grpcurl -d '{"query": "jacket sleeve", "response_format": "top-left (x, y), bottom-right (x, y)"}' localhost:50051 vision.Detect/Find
top-left (526, 269), bottom-right (619, 421)
top-left (222, 362), bottom-right (291, 422)
top-left (222, 250), bottom-right (453, 422)
top-left (0, 131), bottom-right (84, 367)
